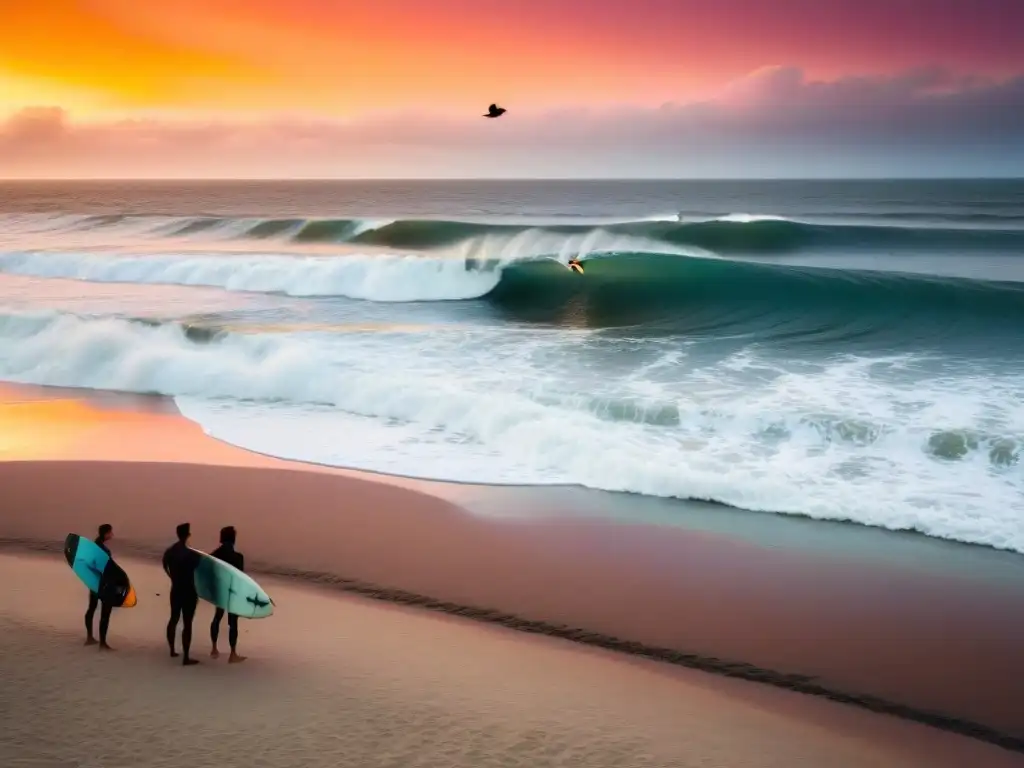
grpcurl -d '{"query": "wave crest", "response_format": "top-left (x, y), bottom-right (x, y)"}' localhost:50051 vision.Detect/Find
top-left (9, 211), bottom-right (1024, 255)
top-left (3, 246), bottom-right (1024, 343)
top-left (0, 250), bottom-right (501, 302)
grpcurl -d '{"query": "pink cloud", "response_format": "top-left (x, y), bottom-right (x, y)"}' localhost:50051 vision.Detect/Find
top-left (3, 68), bottom-right (1023, 178)
top-left (1, 107), bottom-right (70, 149)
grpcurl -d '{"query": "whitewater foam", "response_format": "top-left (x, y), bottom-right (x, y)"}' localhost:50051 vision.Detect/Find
top-left (442, 227), bottom-right (694, 266)
top-left (0, 224), bottom-right (699, 302)
top-left (0, 250), bottom-right (502, 302)
top-left (714, 213), bottom-right (791, 223)
top-left (1, 308), bottom-right (1020, 553)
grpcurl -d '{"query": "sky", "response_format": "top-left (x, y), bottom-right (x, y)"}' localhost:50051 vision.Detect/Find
top-left (2, 0), bottom-right (1023, 178)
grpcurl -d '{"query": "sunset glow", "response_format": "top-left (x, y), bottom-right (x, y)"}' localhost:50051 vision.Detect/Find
top-left (2, 0), bottom-right (1022, 177)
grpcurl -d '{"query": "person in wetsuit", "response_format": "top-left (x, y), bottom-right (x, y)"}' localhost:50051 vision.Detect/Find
top-left (162, 522), bottom-right (202, 666)
top-left (210, 525), bottom-right (247, 663)
top-left (85, 523), bottom-right (115, 650)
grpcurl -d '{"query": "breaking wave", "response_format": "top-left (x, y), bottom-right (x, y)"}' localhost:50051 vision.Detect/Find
top-left (8, 210), bottom-right (1024, 254)
top-left (0, 308), bottom-right (1020, 552)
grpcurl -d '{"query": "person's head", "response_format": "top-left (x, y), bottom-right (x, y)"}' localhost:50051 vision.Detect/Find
top-left (98, 523), bottom-right (113, 543)
top-left (219, 526), bottom-right (237, 546)
top-left (175, 522), bottom-right (191, 543)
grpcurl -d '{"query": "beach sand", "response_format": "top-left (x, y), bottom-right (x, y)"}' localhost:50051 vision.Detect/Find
top-left (2, 382), bottom-right (1024, 765)
top-left (3, 552), bottom-right (1021, 768)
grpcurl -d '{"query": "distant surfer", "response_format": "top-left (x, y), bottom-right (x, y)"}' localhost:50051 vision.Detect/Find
top-left (162, 523), bottom-right (202, 666)
top-left (210, 526), bottom-right (247, 664)
top-left (568, 258), bottom-right (584, 274)
top-left (84, 523), bottom-right (116, 651)
top-left (483, 103), bottom-right (506, 118)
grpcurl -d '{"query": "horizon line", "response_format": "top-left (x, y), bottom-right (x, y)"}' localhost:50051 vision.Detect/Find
top-left (2, 176), bottom-right (1023, 184)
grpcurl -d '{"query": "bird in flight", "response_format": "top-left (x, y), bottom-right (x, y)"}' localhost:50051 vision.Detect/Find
top-left (483, 104), bottom-right (507, 118)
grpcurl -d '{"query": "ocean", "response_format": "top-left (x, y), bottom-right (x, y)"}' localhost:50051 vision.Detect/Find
top-left (0, 179), bottom-right (1021, 552)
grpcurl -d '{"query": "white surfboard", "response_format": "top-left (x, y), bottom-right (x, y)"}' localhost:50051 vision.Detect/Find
top-left (192, 549), bottom-right (274, 618)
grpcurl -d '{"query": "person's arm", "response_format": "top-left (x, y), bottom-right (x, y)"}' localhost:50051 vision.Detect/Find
top-left (237, 553), bottom-right (245, 573)
top-left (161, 547), bottom-right (172, 578)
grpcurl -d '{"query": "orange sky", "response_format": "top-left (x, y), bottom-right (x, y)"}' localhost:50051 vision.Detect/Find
top-left (4, 0), bottom-right (1023, 120)
top-left (1, 0), bottom-right (675, 117)
top-left (2, 1), bottom-right (1022, 178)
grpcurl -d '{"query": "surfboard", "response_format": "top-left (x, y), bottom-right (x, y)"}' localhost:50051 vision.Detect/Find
top-left (568, 261), bottom-right (584, 274)
top-left (63, 533), bottom-right (138, 608)
top-left (192, 549), bottom-right (274, 619)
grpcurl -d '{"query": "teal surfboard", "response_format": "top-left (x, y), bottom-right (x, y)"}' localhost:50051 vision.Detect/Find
top-left (192, 549), bottom-right (273, 619)
top-left (62, 533), bottom-right (137, 608)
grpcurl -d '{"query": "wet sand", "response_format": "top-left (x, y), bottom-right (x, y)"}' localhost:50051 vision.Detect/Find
top-left (2, 382), bottom-right (1024, 763)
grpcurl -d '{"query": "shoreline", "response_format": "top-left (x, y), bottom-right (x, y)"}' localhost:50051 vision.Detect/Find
top-left (5, 458), bottom-right (1024, 752)
top-left (3, 383), bottom-right (1024, 753)
top-left (8, 382), bottom-right (1024, 565)
top-left (186, 427), bottom-right (1024, 558)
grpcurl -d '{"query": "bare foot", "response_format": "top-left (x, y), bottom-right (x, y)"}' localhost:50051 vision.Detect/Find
top-left (182, 658), bottom-right (200, 667)
top-left (228, 653), bottom-right (247, 664)
top-left (170, 650), bottom-right (179, 658)
top-left (210, 648), bottom-right (220, 659)
top-left (99, 643), bottom-right (116, 652)
top-left (84, 637), bottom-right (98, 646)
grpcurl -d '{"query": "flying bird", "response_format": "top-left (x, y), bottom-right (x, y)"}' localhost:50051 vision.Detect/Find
top-left (483, 104), bottom-right (507, 118)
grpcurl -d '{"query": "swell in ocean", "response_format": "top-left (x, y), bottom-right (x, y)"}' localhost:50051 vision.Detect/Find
top-left (11, 209), bottom-right (1024, 254)
top-left (1, 203), bottom-right (1022, 555)
top-left (2, 239), bottom-right (1023, 347)
top-left (4, 210), bottom-right (1024, 334)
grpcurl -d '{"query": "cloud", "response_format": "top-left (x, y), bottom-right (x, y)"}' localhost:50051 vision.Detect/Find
top-left (1, 106), bottom-right (70, 149)
top-left (3, 68), bottom-right (1023, 178)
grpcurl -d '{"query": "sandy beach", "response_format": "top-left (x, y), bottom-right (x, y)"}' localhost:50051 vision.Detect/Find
top-left (4, 552), bottom-right (1022, 768)
top-left (2, 383), bottom-right (1024, 766)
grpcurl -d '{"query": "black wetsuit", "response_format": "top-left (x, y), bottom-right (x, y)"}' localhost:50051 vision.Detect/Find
top-left (162, 541), bottom-right (201, 661)
top-left (210, 544), bottom-right (244, 651)
top-left (85, 536), bottom-right (113, 644)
